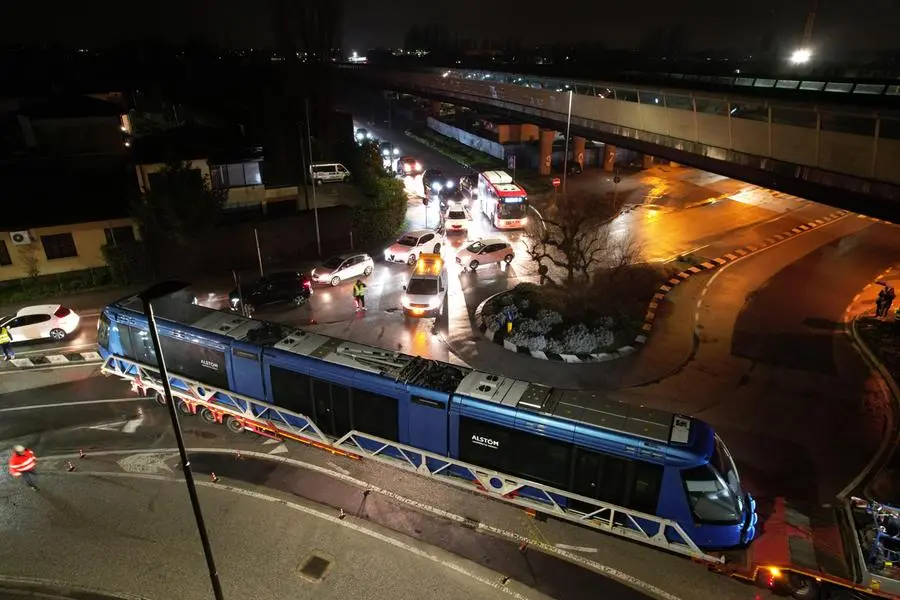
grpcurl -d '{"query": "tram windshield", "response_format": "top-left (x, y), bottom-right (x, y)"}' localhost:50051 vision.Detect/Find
top-left (682, 436), bottom-right (744, 524)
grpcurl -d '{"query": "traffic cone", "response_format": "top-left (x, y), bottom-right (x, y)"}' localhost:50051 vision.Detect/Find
top-left (235, 451), bottom-right (243, 460)
top-left (339, 508), bottom-right (345, 520)
top-left (66, 461), bottom-right (76, 472)
top-left (210, 472), bottom-right (218, 483)
top-left (78, 448), bottom-right (86, 459)
top-left (518, 541), bottom-right (528, 554)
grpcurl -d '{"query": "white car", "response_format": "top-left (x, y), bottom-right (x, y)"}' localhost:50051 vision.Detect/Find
top-left (401, 254), bottom-right (447, 318)
top-left (0, 304), bottom-right (81, 342)
top-left (312, 253), bottom-right (375, 286)
top-left (384, 230), bottom-right (442, 265)
top-left (443, 205), bottom-right (470, 234)
top-left (455, 238), bottom-right (515, 270)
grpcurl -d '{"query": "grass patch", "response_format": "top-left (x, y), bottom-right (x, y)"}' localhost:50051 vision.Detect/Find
top-left (483, 263), bottom-right (673, 353)
top-left (406, 128), bottom-right (554, 195)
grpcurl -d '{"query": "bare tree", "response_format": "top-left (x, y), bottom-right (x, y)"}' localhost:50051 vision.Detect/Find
top-left (525, 190), bottom-right (628, 287)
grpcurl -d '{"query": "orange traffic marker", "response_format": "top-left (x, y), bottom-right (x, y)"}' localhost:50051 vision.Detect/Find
top-left (210, 472), bottom-right (219, 483)
top-left (78, 448), bottom-right (86, 459)
top-left (66, 461), bottom-right (76, 472)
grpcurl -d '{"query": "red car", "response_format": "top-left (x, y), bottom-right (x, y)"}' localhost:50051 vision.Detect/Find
top-left (397, 156), bottom-right (423, 176)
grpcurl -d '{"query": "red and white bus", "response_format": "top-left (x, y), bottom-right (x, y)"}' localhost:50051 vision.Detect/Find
top-left (476, 170), bottom-right (528, 230)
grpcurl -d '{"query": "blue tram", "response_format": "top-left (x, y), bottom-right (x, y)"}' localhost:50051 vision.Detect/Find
top-left (98, 291), bottom-right (757, 549)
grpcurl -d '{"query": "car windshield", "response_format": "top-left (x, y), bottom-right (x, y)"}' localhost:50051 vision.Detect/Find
top-left (441, 190), bottom-right (463, 202)
top-left (448, 210), bottom-right (466, 220)
top-left (0, 315), bottom-right (12, 327)
top-left (396, 235), bottom-right (418, 247)
top-left (498, 202), bottom-right (527, 219)
top-left (406, 279), bottom-right (438, 295)
top-left (466, 241), bottom-right (485, 253)
top-left (322, 256), bottom-right (345, 269)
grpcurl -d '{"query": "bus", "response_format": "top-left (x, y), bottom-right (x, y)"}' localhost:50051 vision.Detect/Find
top-left (97, 289), bottom-right (756, 553)
top-left (476, 170), bottom-right (528, 230)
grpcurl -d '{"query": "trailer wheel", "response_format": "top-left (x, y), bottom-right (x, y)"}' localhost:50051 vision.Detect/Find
top-left (788, 574), bottom-right (820, 600)
top-left (154, 392), bottom-right (167, 406)
top-left (177, 400), bottom-right (193, 415)
top-left (225, 416), bottom-right (245, 434)
top-left (199, 408), bottom-right (217, 424)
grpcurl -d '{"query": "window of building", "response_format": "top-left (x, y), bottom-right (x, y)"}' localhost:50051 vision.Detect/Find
top-left (147, 168), bottom-right (202, 191)
top-left (209, 162), bottom-right (262, 189)
top-left (104, 226), bottom-right (135, 246)
top-left (0, 240), bottom-right (11, 266)
top-left (41, 233), bottom-right (78, 260)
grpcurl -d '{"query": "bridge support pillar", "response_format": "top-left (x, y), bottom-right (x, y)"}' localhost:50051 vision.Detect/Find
top-left (539, 129), bottom-right (555, 176)
top-left (642, 154), bottom-right (654, 169)
top-left (573, 136), bottom-right (586, 169)
top-left (429, 100), bottom-right (442, 117)
top-left (602, 144), bottom-right (616, 172)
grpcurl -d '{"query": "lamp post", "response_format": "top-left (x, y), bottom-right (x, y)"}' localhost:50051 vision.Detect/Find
top-left (561, 89), bottom-right (574, 194)
top-left (305, 98), bottom-right (322, 256)
top-left (139, 281), bottom-right (224, 600)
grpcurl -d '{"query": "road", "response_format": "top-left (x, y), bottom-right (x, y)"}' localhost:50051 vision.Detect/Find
top-left (0, 375), bottom-right (767, 600)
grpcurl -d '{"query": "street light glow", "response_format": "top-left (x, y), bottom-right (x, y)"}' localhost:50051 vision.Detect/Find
top-left (790, 48), bottom-right (812, 64)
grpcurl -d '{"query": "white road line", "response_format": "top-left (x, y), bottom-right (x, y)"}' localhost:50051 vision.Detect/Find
top-left (0, 397), bottom-right (147, 413)
top-left (41, 447), bottom-right (682, 600)
top-left (122, 414), bottom-right (145, 433)
top-left (57, 470), bottom-right (538, 600)
top-left (554, 544), bottom-right (598, 553)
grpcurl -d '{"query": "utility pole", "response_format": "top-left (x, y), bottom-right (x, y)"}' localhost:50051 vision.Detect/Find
top-left (305, 98), bottom-right (322, 257)
top-left (801, 0), bottom-right (818, 49)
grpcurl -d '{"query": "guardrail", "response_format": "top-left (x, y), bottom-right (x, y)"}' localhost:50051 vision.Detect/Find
top-left (101, 353), bottom-right (722, 563)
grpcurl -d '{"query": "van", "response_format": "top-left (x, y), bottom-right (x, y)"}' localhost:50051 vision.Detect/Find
top-left (310, 162), bottom-right (351, 185)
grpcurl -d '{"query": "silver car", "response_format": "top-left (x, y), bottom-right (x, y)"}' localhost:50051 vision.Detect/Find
top-left (312, 253), bottom-right (375, 286)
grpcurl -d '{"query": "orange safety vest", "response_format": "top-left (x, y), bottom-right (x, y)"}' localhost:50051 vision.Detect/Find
top-left (8, 449), bottom-right (37, 477)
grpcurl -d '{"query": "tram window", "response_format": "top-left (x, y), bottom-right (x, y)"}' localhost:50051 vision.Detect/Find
top-left (353, 389), bottom-right (398, 441)
top-left (459, 417), bottom-right (510, 473)
top-left (117, 323), bottom-right (136, 359)
top-left (312, 378), bottom-right (334, 435)
top-left (682, 465), bottom-right (741, 523)
top-left (512, 429), bottom-right (571, 489)
top-left (118, 323), bottom-right (155, 365)
top-left (159, 335), bottom-right (228, 389)
top-left (332, 385), bottom-right (352, 436)
top-left (269, 366), bottom-right (315, 418)
top-left (596, 454), bottom-right (629, 506)
top-left (630, 462), bottom-right (663, 514)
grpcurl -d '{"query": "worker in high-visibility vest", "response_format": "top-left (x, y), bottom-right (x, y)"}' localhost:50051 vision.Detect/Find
top-left (353, 280), bottom-right (367, 312)
top-left (9, 445), bottom-right (38, 490)
top-left (0, 323), bottom-right (13, 360)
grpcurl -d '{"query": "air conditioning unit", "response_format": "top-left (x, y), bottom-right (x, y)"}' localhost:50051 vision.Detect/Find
top-left (9, 231), bottom-right (32, 245)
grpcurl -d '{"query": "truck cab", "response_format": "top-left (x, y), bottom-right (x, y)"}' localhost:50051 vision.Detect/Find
top-left (401, 254), bottom-right (447, 318)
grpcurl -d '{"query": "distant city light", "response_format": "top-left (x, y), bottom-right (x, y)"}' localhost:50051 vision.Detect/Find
top-left (790, 48), bottom-right (812, 65)
top-left (348, 51), bottom-right (367, 64)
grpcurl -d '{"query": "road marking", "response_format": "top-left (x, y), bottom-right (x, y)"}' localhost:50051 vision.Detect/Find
top-left (0, 397), bottom-right (146, 413)
top-left (42, 447), bottom-right (682, 600)
top-left (89, 420), bottom-right (129, 432)
top-left (117, 452), bottom-right (175, 474)
top-left (268, 443), bottom-right (289, 455)
top-left (554, 544), bottom-right (598, 553)
top-left (58, 470), bottom-right (539, 600)
top-left (122, 413), bottom-right (145, 433)
top-left (328, 461), bottom-right (351, 476)
top-left (262, 438), bottom-right (280, 445)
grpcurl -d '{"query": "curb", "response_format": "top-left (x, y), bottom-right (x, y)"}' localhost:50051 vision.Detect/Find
top-left (473, 209), bottom-right (848, 363)
top-left (3, 351), bottom-right (102, 370)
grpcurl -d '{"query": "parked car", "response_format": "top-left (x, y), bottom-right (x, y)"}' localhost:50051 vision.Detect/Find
top-left (384, 230), bottom-right (442, 265)
top-left (455, 238), bottom-right (515, 270)
top-left (0, 304), bottom-right (80, 342)
top-left (312, 254), bottom-right (375, 287)
top-left (443, 205), bottom-right (470, 234)
top-left (397, 156), bottom-right (423, 176)
top-left (229, 271), bottom-right (313, 313)
top-left (310, 162), bottom-right (351, 185)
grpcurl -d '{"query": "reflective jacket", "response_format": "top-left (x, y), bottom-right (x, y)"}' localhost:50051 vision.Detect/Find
top-left (0, 326), bottom-right (10, 345)
top-left (9, 449), bottom-right (37, 476)
top-left (353, 282), bottom-right (366, 297)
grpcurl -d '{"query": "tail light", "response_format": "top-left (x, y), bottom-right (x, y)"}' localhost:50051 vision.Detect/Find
top-left (304, 281), bottom-right (312, 289)
top-left (54, 307), bottom-right (71, 318)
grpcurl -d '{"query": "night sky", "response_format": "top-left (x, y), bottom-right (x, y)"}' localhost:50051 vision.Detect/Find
top-left (4, 0), bottom-right (897, 54)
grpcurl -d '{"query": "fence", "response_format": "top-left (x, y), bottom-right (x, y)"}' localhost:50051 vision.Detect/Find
top-left (427, 117), bottom-right (507, 160)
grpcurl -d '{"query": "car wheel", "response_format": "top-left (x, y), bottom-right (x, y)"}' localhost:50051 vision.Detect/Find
top-left (330, 276), bottom-right (341, 287)
top-left (504, 254), bottom-right (514, 264)
top-left (49, 328), bottom-right (66, 341)
top-left (407, 254), bottom-right (417, 266)
top-left (363, 265), bottom-right (373, 276)
top-left (243, 304), bottom-right (255, 315)
top-left (292, 295), bottom-right (308, 306)
top-left (315, 178), bottom-right (323, 186)
top-left (469, 260), bottom-right (479, 270)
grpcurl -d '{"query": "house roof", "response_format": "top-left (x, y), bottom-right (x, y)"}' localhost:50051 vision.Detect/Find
top-left (0, 158), bottom-right (137, 231)
top-left (18, 95), bottom-right (123, 120)
top-left (132, 124), bottom-right (263, 165)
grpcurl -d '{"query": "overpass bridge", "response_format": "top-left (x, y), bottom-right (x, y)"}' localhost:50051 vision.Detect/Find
top-left (339, 65), bottom-right (900, 221)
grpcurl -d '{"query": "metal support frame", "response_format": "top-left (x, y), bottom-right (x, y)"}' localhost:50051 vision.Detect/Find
top-left (101, 354), bottom-right (723, 564)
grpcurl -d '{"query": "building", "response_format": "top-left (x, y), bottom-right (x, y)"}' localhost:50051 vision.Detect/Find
top-left (0, 159), bottom-right (138, 283)
top-left (132, 124), bottom-right (296, 213)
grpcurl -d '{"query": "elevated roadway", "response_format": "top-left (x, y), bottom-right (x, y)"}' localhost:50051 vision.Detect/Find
top-left (339, 65), bottom-right (900, 221)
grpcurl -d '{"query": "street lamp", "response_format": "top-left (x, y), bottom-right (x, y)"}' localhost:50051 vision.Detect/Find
top-left (139, 281), bottom-right (225, 600)
top-left (789, 48), bottom-right (812, 65)
top-left (304, 98), bottom-right (322, 256)
top-left (561, 89), bottom-right (573, 194)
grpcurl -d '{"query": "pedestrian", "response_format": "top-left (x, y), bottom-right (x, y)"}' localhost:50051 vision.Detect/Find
top-left (884, 286), bottom-right (896, 319)
top-left (876, 288), bottom-right (887, 317)
top-left (8, 445), bottom-right (38, 490)
top-left (353, 279), bottom-right (367, 312)
top-left (0, 323), bottom-right (13, 360)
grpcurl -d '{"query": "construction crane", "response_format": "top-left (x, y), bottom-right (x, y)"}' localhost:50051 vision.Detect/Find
top-left (790, 0), bottom-right (818, 64)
